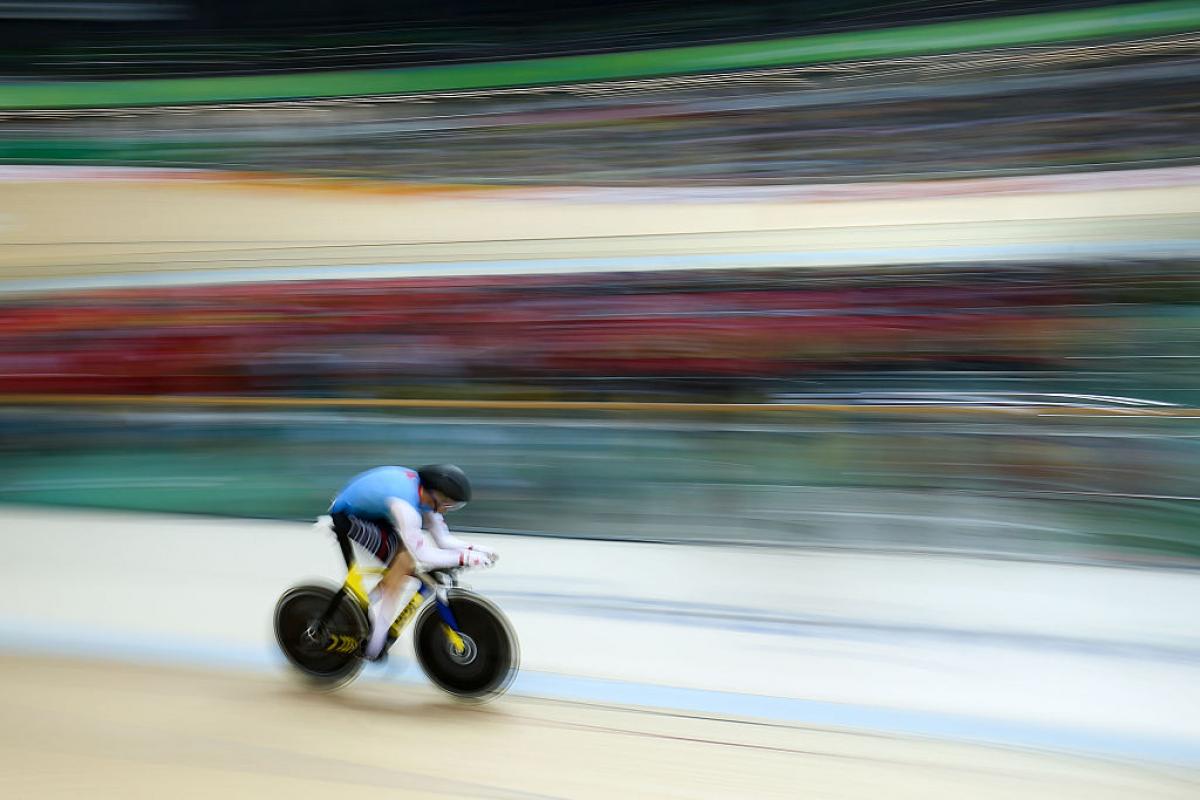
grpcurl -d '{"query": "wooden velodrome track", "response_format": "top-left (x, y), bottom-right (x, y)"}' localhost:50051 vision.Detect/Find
top-left (1, 507), bottom-right (1198, 798)
top-left (3, 655), bottom-right (1193, 800)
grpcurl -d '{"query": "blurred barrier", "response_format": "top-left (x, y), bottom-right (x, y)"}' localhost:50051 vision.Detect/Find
top-left (3, 404), bottom-right (1199, 564)
top-left (2, 393), bottom-right (1200, 417)
top-left (1, 1), bottom-right (1197, 109)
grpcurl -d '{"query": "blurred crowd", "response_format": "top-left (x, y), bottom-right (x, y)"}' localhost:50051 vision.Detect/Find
top-left (4, 30), bottom-right (1198, 184)
top-left (0, 0), bottom-right (1108, 79)
top-left (2, 261), bottom-right (1198, 404)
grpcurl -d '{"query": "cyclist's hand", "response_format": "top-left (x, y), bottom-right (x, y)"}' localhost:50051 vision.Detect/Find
top-left (467, 544), bottom-right (498, 561)
top-left (461, 548), bottom-right (497, 569)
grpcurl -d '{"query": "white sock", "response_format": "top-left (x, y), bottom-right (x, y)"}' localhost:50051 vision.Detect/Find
top-left (366, 577), bottom-right (420, 659)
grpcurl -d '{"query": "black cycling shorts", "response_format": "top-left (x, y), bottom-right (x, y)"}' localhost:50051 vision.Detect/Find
top-left (330, 511), bottom-right (404, 565)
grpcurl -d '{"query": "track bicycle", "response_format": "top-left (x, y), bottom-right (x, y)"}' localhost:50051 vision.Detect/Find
top-left (274, 518), bottom-right (518, 702)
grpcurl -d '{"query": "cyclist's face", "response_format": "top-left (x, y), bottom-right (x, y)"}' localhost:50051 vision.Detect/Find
top-left (429, 489), bottom-right (466, 514)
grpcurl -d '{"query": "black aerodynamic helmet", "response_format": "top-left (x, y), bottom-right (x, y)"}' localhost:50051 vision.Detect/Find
top-left (417, 463), bottom-right (472, 506)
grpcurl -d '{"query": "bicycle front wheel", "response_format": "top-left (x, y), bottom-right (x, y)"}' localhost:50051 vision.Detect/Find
top-left (413, 589), bottom-right (519, 702)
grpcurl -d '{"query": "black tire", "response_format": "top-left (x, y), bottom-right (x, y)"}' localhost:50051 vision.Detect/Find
top-left (273, 584), bottom-right (368, 689)
top-left (413, 589), bottom-right (519, 702)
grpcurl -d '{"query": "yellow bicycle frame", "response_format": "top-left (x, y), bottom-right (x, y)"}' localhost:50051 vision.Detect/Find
top-left (338, 563), bottom-right (465, 653)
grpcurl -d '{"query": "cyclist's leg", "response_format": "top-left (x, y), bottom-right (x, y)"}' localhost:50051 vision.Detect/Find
top-left (365, 521), bottom-right (420, 660)
top-left (331, 511), bottom-right (395, 566)
top-left (332, 513), bottom-right (419, 659)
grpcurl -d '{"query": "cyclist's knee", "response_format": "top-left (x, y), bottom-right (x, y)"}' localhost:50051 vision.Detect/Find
top-left (389, 550), bottom-right (416, 580)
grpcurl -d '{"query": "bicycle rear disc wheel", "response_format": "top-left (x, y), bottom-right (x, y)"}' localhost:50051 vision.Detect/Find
top-left (274, 584), bottom-right (367, 689)
top-left (413, 589), bottom-right (519, 702)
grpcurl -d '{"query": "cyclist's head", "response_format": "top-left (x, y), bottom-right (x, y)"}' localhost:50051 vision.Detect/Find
top-left (417, 463), bottom-right (472, 512)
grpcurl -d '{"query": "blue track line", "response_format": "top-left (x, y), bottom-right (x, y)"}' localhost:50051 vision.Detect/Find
top-left (1, 618), bottom-right (1197, 768)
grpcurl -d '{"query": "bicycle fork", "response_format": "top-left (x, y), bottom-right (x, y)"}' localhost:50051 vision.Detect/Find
top-left (373, 578), bottom-right (467, 657)
top-left (425, 578), bottom-right (467, 655)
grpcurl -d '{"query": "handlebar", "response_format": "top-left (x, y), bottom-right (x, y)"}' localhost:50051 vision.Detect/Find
top-left (421, 567), bottom-right (462, 588)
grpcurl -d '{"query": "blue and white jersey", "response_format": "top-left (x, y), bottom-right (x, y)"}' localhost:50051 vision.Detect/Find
top-left (329, 466), bottom-right (431, 519)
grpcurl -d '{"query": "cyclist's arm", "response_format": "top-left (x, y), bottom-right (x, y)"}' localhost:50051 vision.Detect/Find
top-left (427, 511), bottom-right (497, 558)
top-left (425, 511), bottom-right (468, 549)
top-left (388, 498), bottom-right (483, 569)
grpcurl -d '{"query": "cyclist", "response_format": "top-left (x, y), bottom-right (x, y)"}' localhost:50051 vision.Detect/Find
top-left (326, 463), bottom-right (497, 661)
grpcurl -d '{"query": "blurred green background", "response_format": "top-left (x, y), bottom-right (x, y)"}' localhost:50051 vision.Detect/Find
top-left (4, 404), bottom-right (1200, 564)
